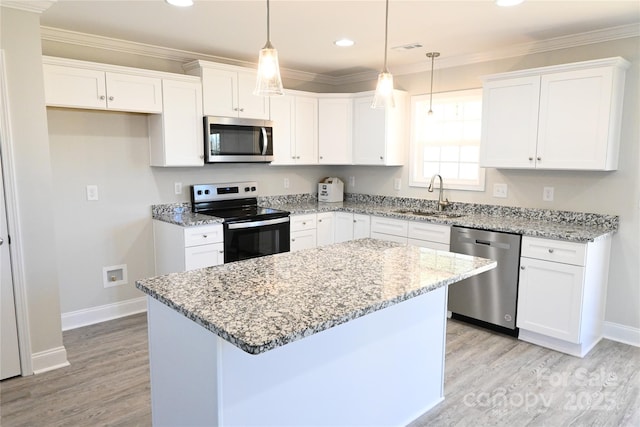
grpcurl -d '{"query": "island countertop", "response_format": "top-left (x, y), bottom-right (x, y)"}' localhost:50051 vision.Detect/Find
top-left (136, 238), bottom-right (496, 355)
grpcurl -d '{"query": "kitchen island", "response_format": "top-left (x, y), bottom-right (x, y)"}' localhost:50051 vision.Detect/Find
top-left (136, 238), bottom-right (496, 426)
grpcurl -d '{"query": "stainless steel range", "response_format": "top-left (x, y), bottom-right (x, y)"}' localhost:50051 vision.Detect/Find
top-left (190, 182), bottom-right (290, 263)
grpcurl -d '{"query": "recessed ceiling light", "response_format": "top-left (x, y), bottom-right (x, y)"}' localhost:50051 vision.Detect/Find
top-left (334, 38), bottom-right (355, 48)
top-left (166, 0), bottom-right (194, 7)
top-left (496, 0), bottom-right (524, 6)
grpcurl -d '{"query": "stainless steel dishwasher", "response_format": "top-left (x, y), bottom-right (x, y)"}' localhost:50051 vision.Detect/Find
top-left (449, 226), bottom-right (522, 336)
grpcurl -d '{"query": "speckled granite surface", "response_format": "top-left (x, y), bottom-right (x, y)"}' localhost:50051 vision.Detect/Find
top-left (151, 194), bottom-right (617, 243)
top-left (136, 238), bottom-right (496, 355)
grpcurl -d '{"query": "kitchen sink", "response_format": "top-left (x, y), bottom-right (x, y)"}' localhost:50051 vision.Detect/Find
top-left (393, 209), bottom-right (466, 219)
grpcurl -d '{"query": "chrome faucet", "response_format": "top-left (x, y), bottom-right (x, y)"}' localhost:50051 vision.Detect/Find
top-left (428, 174), bottom-right (450, 211)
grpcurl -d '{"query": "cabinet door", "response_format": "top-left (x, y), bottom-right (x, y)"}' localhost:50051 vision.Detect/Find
top-left (479, 76), bottom-right (540, 169)
top-left (149, 79), bottom-right (204, 167)
top-left (293, 96), bottom-right (318, 164)
top-left (353, 96), bottom-right (386, 165)
top-left (536, 68), bottom-right (615, 170)
top-left (270, 95), bottom-right (295, 165)
top-left (334, 212), bottom-right (354, 243)
top-left (353, 214), bottom-right (371, 239)
top-left (237, 69), bottom-right (269, 119)
top-left (185, 243), bottom-right (224, 271)
top-left (43, 64), bottom-right (107, 109)
top-left (517, 257), bottom-right (585, 343)
top-left (408, 222), bottom-right (450, 246)
top-left (316, 212), bottom-right (335, 247)
top-left (201, 67), bottom-right (237, 117)
top-left (290, 230), bottom-right (317, 252)
top-left (105, 72), bottom-right (162, 113)
top-left (318, 97), bottom-right (352, 164)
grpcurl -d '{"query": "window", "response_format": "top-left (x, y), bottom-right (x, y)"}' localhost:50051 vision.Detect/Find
top-left (410, 88), bottom-right (485, 191)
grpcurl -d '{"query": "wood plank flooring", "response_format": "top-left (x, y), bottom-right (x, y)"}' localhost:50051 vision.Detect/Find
top-left (1, 314), bottom-right (638, 426)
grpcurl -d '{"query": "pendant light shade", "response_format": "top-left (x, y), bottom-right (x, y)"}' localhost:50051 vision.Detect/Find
top-left (426, 52), bottom-right (440, 116)
top-left (372, 0), bottom-right (394, 109)
top-left (255, 0), bottom-right (283, 96)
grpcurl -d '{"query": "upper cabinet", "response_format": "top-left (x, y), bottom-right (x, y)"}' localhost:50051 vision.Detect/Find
top-left (318, 96), bottom-right (353, 164)
top-left (183, 60), bottom-right (269, 120)
top-left (480, 57), bottom-right (629, 171)
top-left (353, 90), bottom-right (407, 166)
top-left (270, 91), bottom-right (318, 165)
top-left (43, 58), bottom-right (162, 113)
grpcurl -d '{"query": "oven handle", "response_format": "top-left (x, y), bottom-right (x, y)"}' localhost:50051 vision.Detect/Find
top-left (227, 216), bottom-right (289, 230)
top-left (260, 127), bottom-right (268, 155)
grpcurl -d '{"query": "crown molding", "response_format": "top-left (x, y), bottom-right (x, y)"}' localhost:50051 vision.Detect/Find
top-left (1, 0), bottom-right (54, 13)
top-left (41, 22), bottom-right (639, 86)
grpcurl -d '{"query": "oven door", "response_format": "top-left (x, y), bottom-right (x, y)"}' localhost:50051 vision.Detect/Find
top-left (224, 216), bottom-right (290, 263)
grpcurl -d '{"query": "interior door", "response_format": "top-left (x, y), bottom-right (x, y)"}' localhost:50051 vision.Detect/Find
top-left (0, 152), bottom-right (21, 379)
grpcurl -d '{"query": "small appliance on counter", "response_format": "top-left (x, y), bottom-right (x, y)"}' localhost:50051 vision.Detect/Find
top-left (318, 177), bottom-right (344, 203)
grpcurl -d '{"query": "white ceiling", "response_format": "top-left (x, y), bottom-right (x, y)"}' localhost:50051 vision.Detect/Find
top-left (38, 0), bottom-right (640, 78)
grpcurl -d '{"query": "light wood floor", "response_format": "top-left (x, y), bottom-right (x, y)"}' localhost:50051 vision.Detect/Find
top-left (1, 314), bottom-right (638, 426)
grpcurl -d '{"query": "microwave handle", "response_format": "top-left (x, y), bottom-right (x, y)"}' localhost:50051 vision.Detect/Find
top-left (260, 127), bottom-right (268, 155)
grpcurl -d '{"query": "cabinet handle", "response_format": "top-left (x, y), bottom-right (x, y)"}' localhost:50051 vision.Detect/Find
top-left (218, 250), bottom-right (224, 254)
top-left (318, 219), bottom-right (322, 223)
top-left (239, 108), bottom-right (244, 112)
top-left (0, 237), bottom-right (3, 246)
top-left (99, 95), bottom-right (106, 100)
top-left (291, 238), bottom-right (295, 242)
top-left (302, 222), bottom-right (306, 225)
top-left (548, 248), bottom-right (554, 254)
top-left (233, 108), bottom-right (238, 111)
top-left (353, 220), bottom-right (357, 223)
top-left (199, 155), bottom-right (204, 159)
top-left (203, 235), bottom-right (208, 238)
top-left (297, 156), bottom-right (300, 159)
top-left (521, 266), bottom-right (525, 270)
top-left (319, 156), bottom-right (323, 159)
top-left (528, 157), bottom-right (533, 161)
top-left (380, 156), bottom-right (384, 160)
top-left (537, 157), bottom-right (542, 161)
top-left (108, 96), bottom-right (114, 101)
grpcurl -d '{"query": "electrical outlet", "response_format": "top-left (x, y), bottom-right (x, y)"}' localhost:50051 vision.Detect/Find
top-left (493, 183), bottom-right (508, 198)
top-left (284, 177), bottom-right (290, 189)
top-left (348, 176), bottom-right (355, 188)
top-left (393, 178), bottom-right (401, 191)
top-left (543, 186), bottom-right (554, 202)
top-left (174, 182), bottom-right (182, 195)
top-left (86, 185), bottom-right (99, 201)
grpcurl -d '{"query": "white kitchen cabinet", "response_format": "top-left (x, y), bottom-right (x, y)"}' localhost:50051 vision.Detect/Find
top-left (352, 90), bottom-right (407, 166)
top-left (407, 222), bottom-right (450, 251)
top-left (290, 213), bottom-right (317, 252)
top-left (149, 78), bottom-right (204, 167)
top-left (43, 60), bottom-right (162, 113)
top-left (370, 216), bottom-right (408, 244)
top-left (270, 92), bottom-right (318, 165)
top-left (335, 212), bottom-right (371, 243)
top-left (516, 235), bottom-right (612, 357)
top-left (316, 212), bottom-right (335, 247)
top-left (153, 220), bottom-right (224, 275)
top-left (184, 60), bottom-right (269, 120)
top-left (318, 96), bottom-right (353, 164)
top-left (480, 57), bottom-right (629, 171)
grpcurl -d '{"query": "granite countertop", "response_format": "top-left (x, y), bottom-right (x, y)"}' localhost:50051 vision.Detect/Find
top-left (136, 238), bottom-right (496, 355)
top-left (151, 197), bottom-right (618, 243)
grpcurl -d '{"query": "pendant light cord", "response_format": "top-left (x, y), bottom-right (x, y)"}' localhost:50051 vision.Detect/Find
top-left (266, 0), bottom-right (271, 43)
top-left (383, 0), bottom-right (389, 72)
top-left (429, 54), bottom-right (435, 111)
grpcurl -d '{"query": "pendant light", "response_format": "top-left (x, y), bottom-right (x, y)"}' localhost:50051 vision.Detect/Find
top-left (371, 0), bottom-right (394, 109)
top-left (426, 52), bottom-right (440, 116)
top-left (254, 0), bottom-right (284, 96)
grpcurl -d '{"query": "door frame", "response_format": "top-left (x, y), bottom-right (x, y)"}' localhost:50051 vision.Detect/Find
top-left (0, 50), bottom-right (33, 376)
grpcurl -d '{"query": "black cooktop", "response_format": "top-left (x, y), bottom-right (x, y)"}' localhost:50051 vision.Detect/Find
top-left (193, 197), bottom-right (289, 223)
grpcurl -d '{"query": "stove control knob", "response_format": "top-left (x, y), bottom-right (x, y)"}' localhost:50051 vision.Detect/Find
top-left (244, 187), bottom-right (250, 192)
top-left (251, 186), bottom-right (256, 191)
top-left (197, 190), bottom-right (203, 195)
top-left (204, 189), bottom-right (210, 194)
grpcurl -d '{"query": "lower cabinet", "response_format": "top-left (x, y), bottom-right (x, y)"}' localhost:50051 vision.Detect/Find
top-left (370, 216), bottom-right (408, 244)
top-left (516, 236), bottom-right (611, 357)
top-left (316, 212), bottom-right (335, 247)
top-left (407, 222), bottom-right (450, 251)
top-left (290, 213), bottom-right (317, 252)
top-left (153, 220), bottom-right (224, 275)
top-left (334, 212), bottom-right (371, 243)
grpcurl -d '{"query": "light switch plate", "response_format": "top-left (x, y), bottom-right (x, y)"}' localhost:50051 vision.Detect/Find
top-left (393, 178), bottom-right (401, 191)
top-left (543, 186), bottom-right (554, 202)
top-left (493, 183), bottom-right (508, 198)
top-left (174, 182), bottom-right (182, 195)
top-left (86, 185), bottom-right (99, 201)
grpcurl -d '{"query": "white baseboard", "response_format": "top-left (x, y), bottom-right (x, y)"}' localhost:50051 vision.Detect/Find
top-left (603, 321), bottom-right (640, 347)
top-left (61, 297), bottom-right (148, 331)
top-left (32, 346), bottom-right (69, 375)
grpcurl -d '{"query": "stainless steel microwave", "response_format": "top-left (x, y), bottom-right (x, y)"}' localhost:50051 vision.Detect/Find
top-left (204, 116), bottom-right (274, 163)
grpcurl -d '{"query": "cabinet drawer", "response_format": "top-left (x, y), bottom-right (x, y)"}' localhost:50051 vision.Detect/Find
top-left (521, 236), bottom-right (587, 266)
top-left (370, 216), bottom-right (408, 237)
top-left (290, 214), bottom-right (316, 232)
top-left (184, 224), bottom-right (223, 247)
top-left (408, 222), bottom-right (450, 245)
top-left (185, 243), bottom-right (224, 271)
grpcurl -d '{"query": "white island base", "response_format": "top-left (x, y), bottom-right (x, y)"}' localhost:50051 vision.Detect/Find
top-left (147, 286), bottom-right (448, 426)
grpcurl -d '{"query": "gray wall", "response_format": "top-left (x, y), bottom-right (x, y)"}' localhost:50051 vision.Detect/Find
top-left (43, 34), bottom-right (639, 332)
top-left (1, 8), bottom-right (64, 357)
